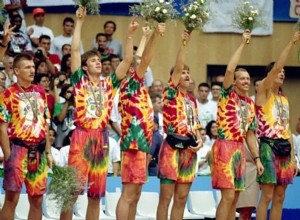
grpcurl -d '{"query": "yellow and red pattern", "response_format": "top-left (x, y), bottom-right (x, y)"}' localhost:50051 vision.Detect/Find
top-left (70, 68), bottom-right (120, 130)
top-left (119, 70), bottom-right (154, 153)
top-left (163, 78), bottom-right (200, 135)
top-left (256, 93), bottom-right (290, 139)
top-left (217, 86), bottom-right (255, 142)
top-left (0, 84), bottom-right (49, 143)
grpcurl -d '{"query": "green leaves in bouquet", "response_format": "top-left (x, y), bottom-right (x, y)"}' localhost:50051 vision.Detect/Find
top-left (73, 0), bottom-right (100, 15)
top-left (48, 165), bottom-right (84, 211)
top-left (129, 0), bottom-right (179, 23)
top-left (232, 0), bottom-right (264, 31)
top-left (180, 0), bottom-right (210, 33)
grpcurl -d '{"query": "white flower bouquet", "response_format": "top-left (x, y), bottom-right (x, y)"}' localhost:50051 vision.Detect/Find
top-left (232, 1), bottom-right (264, 43)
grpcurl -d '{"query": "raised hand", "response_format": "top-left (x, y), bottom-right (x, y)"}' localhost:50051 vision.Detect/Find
top-left (128, 16), bottom-right (139, 36)
top-left (156, 23), bottom-right (166, 36)
top-left (2, 22), bottom-right (16, 45)
top-left (182, 30), bottom-right (191, 46)
top-left (76, 5), bottom-right (87, 20)
top-left (243, 29), bottom-right (251, 44)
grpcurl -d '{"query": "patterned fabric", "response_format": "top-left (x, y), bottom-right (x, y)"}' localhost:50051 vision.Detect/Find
top-left (70, 68), bottom-right (120, 129)
top-left (68, 127), bottom-right (109, 199)
top-left (158, 140), bottom-right (197, 183)
top-left (257, 141), bottom-right (294, 185)
top-left (118, 70), bottom-right (154, 153)
top-left (211, 139), bottom-right (246, 190)
top-left (3, 142), bottom-right (48, 196)
top-left (256, 93), bottom-right (290, 139)
top-left (163, 78), bottom-right (201, 135)
top-left (121, 149), bottom-right (147, 184)
top-left (217, 86), bottom-right (255, 142)
top-left (0, 84), bottom-right (50, 143)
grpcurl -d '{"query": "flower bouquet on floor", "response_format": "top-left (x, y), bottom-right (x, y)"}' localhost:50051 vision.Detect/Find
top-left (130, 0), bottom-right (179, 36)
top-left (180, 0), bottom-right (210, 45)
top-left (73, 0), bottom-right (100, 15)
top-left (232, 0), bottom-right (264, 44)
top-left (48, 165), bottom-right (84, 211)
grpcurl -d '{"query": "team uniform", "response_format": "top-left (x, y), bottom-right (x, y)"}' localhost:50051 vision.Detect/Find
top-left (0, 84), bottom-right (50, 196)
top-left (69, 68), bottom-right (120, 199)
top-left (119, 70), bottom-right (154, 184)
top-left (256, 93), bottom-right (294, 185)
top-left (158, 78), bottom-right (200, 183)
top-left (212, 85), bottom-right (255, 190)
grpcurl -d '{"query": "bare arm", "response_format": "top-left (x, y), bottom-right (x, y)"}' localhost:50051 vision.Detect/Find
top-left (45, 123), bottom-right (54, 168)
top-left (288, 134), bottom-right (298, 176)
top-left (171, 31), bottom-right (191, 87)
top-left (112, 161), bottom-right (120, 176)
top-left (135, 26), bottom-right (152, 57)
top-left (115, 17), bottom-right (139, 80)
top-left (0, 122), bottom-right (10, 162)
top-left (223, 31), bottom-right (250, 89)
top-left (258, 32), bottom-right (300, 92)
top-left (71, 6), bottom-right (86, 73)
top-left (246, 130), bottom-right (264, 176)
top-left (136, 23), bottom-right (166, 78)
top-left (0, 23), bottom-right (15, 60)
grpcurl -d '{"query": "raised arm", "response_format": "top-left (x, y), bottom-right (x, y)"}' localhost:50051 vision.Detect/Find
top-left (135, 26), bottom-right (152, 57)
top-left (71, 6), bottom-right (86, 73)
top-left (115, 17), bottom-right (139, 80)
top-left (171, 31), bottom-right (191, 87)
top-left (223, 30), bottom-right (250, 89)
top-left (136, 23), bottom-right (166, 78)
top-left (258, 31), bottom-right (300, 91)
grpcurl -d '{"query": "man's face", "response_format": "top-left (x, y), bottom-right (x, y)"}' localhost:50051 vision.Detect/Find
top-left (152, 80), bottom-right (163, 94)
top-left (274, 69), bottom-right (285, 86)
top-left (11, 17), bottom-right (22, 31)
top-left (96, 36), bottom-right (108, 49)
top-left (14, 60), bottom-right (35, 84)
top-left (153, 97), bottom-right (162, 113)
top-left (178, 69), bottom-right (190, 89)
top-left (111, 58), bottom-right (121, 71)
top-left (104, 23), bottom-right (115, 36)
top-left (39, 38), bottom-right (51, 52)
top-left (198, 86), bottom-right (210, 101)
top-left (101, 60), bottom-right (112, 76)
top-left (62, 45), bottom-right (71, 56)
top-left (187, 78), bottom-right (195, 93)
top-left (34, 13), bottom-right (45, 25)
top-left (63, 21), bottom-right (74, 35)
top-left (85, 55), bottom-right (102, 76)
top-left (211, 85), bottom-right (221, 100)
top-left (234, 70), bottom-right (250, 93)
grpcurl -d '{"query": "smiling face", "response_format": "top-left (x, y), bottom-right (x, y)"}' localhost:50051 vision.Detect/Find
top-left (234, 70), bottom-right (251, 94)
top-left (178, 69), bottom-right (191, 90)
top-left (274, 68), bottom-right (285, 86)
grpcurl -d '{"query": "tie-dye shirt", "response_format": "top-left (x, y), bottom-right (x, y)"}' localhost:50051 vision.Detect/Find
top-left (119, 71), bottom-right (154, 153)
top-left (163, 78), bottom-right (200, 136)
top-left (70, 68), bottom-right (120, 129)
top-left (0, 84), bottom-right (50, 143)
top-left (217, 86), bottom-right (255, 142)
top-left (256, 93), bottom-right (290, 139)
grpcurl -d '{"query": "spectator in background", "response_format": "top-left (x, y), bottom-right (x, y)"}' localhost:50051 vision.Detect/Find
top-left (2, 54), bottom-right (16, 87)
top-left (60, 54), bottom-right (72, 78)
top-left (250, 78), bottom-right (262, 102)
top-left (61, 43), bottom-right (71, 56)
top-left (4, 0), bottom-right (27, 33)
top-left (94, 33), bottom-right (111, 59)
top-left (150, 93), bottom-right (163, 136)
top-left (206, 120), bottom-right (218, 147)
top-left (27, 8), bottom-right (54, 50)
top-left (110, 54), bottom-right (121, 73)
top-left (187, 77), bottom-right (196, 98)
top-left (8, 14), bottom-right (32, 54)
top-left (210, 81), bottom-right (221, 119)
top-left (103, 20), bottom-right (122, 58)
top-left (196, 82), bottom-right (216, 128)
top-left (197, 128), bottom-right (212, 176)
top-left (101, 57), bottom-right (112, 77)
top-left (107, 137), bottom-right (121, 176)
top-left (293, 118), bottom-right (300, 174)
top-left (35, 34), bottom-right (61, 74)
top-left (149, 79), bottom-right (164, 95)
top-left (51, 17), bottom-right (84, 59)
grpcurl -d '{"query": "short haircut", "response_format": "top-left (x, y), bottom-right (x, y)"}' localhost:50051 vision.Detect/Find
top-left (198, 82), bottom-right (210, 90)
top-left (39, 34), bottom-right (51, 43)
top-left (110, 54), bottom-right (121, 61)
top-left (211, 81), bottom-right (222, 88)
top-left (63, 17), bottom-right (74, 25)
top-left (61, 43), bottom-right (71, 51)
top-left (234, 68), bottom-right (248, 79)
top-left (81, 49), bottom-right (101, 67)
top-left (169, 64), bottom-right (190, 75)
top-left (10, 14), bottom-right (22, 22)
top-left (13, 53), bottom-right (33, 69)
top-left (104, 20), bottom-right (117, 31)
top-left (95, 33), bottom-right (108, 41)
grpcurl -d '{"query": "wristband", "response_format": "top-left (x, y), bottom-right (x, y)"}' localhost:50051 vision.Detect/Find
top-left (0, 42), bottom-right (7, 48)
top-left (45, 151), bottom-right (51, 155)
top-left (253, 156), bottom-right (260, 161)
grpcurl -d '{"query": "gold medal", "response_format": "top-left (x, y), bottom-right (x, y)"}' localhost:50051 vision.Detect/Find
top-left (96, 108), bottom-right (102, 117)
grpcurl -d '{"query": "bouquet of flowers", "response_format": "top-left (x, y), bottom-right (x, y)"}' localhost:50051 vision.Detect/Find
top-left (232, 1), bottom-right (263, 43)
top-left (180, 0), bottom-right (210, 44)
top-left (48, 165), bottom-right (84, 211)
top-left (130, 0), bottom-right (179, 36)
top-left (73, 0), bottom-right (100, 15)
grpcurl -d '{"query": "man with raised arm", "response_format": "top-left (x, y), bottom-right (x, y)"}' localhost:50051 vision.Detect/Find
top-left (211, 31), bottom-right (264, 220)
top-left (59, 6), bottom-right (139, 220)
top-left (255, 31), bottom-right (300, 220)
top-left (156, 31), bottom-right (202, 220)
top-left (116, 22), bottom-right (165, 220)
